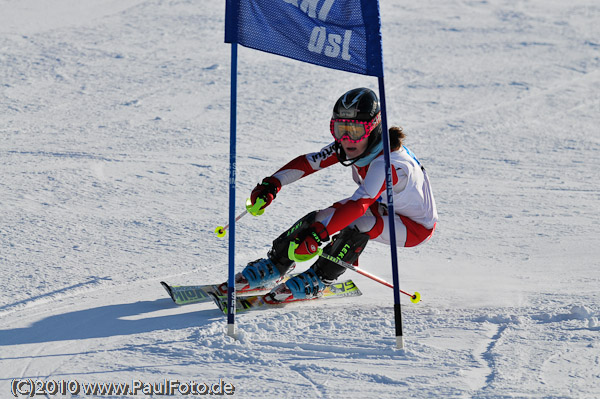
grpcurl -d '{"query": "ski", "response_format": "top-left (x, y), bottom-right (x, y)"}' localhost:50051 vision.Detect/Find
top-left (212, 280), bottom-right (362, 314)
top-left (161, 282), bottom-right (222, 306)
top-left (160, 275), bottom-right (296, 306)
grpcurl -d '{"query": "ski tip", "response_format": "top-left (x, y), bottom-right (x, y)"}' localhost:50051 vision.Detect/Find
top-left (160, 281), bottom-right (175, 301)
top-left (208, 292), bottom-right (227, 313)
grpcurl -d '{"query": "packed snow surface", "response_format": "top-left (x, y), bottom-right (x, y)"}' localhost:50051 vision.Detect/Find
top-left (1, 0), bottom-right (599, 397)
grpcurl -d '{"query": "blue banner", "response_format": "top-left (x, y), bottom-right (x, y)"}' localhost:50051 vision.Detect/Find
top-left (225, 0), bottom-right (384, 77)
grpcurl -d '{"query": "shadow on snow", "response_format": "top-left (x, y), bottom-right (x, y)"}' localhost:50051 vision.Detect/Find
top-left (0, 299), bottom-right (222, 346)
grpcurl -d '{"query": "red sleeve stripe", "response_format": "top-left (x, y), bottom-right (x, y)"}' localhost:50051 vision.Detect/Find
top-left (319, 153), bottom-right (339, 169)
top-left (275, 155), bottom-right (315, 178)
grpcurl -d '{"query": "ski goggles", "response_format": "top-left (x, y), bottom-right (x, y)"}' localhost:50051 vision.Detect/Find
top-left (330, 112), bottom-right (381, 143)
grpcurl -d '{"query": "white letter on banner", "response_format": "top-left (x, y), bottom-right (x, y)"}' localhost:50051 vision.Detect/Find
top-left (324, 34), bottom-right (341, 58)
top-left (283, 0), bottom-right (298, 6)
top-left (300, 0), bottom-right (319, 18)
top-left (317, 0), bottom-right (335, 21)
top-left (308, 27), bottom-right (352, 61)
top-left (341, 29), bottom-right (351, 60)
top-left (308, 27), bottom-right (326, 54)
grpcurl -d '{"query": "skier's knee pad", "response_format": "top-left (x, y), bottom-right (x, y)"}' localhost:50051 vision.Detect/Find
top-left (312, 226), bottom-right (370, 284)
top-left (268, 211), bottom-right (319, 275)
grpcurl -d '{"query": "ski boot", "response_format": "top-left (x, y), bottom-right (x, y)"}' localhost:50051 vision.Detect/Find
top-left (269, 267), bottom-right (326, 302)
top-left (233, 258), bottom-right (293, 291)
top-left (215, 258), bottom-right (289, 295)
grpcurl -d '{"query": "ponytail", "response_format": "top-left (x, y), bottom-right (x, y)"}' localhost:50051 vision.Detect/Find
top-left (389, 126), bottom-right (406, 151)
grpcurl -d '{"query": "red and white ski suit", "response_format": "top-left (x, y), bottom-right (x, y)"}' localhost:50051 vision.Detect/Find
top-left (271, 142), bottom-right (438, 247)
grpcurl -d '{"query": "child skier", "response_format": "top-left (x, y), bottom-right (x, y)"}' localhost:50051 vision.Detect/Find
top-left (236, 87), bottom-right (438, 302)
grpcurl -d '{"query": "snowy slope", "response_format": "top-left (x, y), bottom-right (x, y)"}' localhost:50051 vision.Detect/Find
top-left (1, 0), bottom-right (599, 397)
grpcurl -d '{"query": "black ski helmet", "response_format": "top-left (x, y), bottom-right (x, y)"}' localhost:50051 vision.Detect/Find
top-left (332, 88), bottom-right (382, 166)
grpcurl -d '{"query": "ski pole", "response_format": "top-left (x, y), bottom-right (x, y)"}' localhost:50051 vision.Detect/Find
top-left (318, 252), bottom-right (421, 303)
top-left (215, 198), bottom-right (266, 237)
top-left (215, 210), bottom-right (248, 238)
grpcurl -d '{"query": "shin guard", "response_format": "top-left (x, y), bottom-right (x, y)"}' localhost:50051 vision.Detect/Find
top-left (267, 211), bottom-right (319, 276)
top-left (312, 226), bottom-right (370, 284)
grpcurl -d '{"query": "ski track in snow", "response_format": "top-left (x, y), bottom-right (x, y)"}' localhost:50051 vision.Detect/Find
top-left (1, 0), bottom-right (599, 397)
